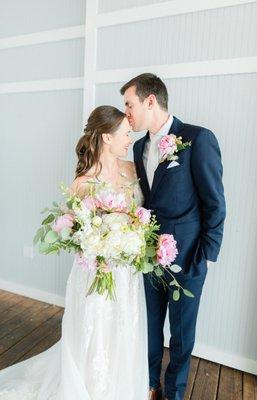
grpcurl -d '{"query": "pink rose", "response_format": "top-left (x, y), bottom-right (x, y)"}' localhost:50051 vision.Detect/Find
top-left (52, 213), bottom-right (74, 233)
top-left (157, 234), bottom-right (178, 266)
top-left (82, 196), bottom-right (96, 211)
top-left (135, 207), bottom-right (151, 224)
top-left (158, 134), bottom-right (177, 157)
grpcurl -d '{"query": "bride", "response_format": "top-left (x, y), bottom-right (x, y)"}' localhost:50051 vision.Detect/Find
top-left (0, 106), bottom-right (149, 399)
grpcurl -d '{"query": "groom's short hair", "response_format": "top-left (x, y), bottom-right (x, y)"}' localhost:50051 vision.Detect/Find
top-left (120, 73), bottom-right (168, 111)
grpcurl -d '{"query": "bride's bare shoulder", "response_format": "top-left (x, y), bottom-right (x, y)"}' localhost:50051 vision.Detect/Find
top-left (118, 159), bottom-right (136, 180)
top-left (70, 174), bottom-right (94, 197)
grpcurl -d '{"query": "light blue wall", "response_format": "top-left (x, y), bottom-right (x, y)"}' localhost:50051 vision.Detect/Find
top-left (0, 1), bottom-right (85, 297)
top-left (0, 0), bottom-right (86, 37)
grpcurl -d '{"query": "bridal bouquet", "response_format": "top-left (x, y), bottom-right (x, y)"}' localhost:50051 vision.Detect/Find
top-left (34, 181), bottom-right (193, 300)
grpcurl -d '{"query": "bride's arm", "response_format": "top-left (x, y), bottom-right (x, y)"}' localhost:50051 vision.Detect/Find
top-left (69, 176), bottom-right (90, 199)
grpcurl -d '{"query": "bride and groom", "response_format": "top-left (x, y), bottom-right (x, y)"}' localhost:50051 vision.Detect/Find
top-left (0, 73), bottom-right (226, 399)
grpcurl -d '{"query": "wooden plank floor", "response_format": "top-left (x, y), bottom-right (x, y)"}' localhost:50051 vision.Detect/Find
top-left (0, 289), bottom-right (256, 399)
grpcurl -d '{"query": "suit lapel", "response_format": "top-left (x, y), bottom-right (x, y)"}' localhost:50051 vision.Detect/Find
top-left (150, 116), bottom-right (184, 200)
top-left (135, 133), bottom-right (150, 200)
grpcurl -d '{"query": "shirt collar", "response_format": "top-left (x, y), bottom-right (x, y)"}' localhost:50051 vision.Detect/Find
top-left (149, 114), bottom-right (174, 142)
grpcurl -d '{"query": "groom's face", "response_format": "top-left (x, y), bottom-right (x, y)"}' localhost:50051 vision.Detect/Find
top-left (123, 86), bottom-right (149, 132)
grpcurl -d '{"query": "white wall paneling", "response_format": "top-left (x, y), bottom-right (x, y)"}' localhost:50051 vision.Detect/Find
top-left (0, 0), bottom-right (86, 38)
top-left (94, 57), bottom-right (257, 83)
top-left (0, 26), bottom-right (85, 50)
top-left (0, 4), bottom-right (85, 299)
top-left (83, 1), bottom-right (98, 121)
top-left (96, 0), bottom-right (257, 27)
top-left (0, 78), bottom-right (84, 94)
top-left (1, 57), bottom-right (256, 94)
top-left (0, 39), bottom-right (85, 83)
top-left (1, 1), bottom-right (256, 95)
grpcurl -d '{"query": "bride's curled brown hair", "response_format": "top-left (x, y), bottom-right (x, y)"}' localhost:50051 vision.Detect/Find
top-left (75, 105), bottom-right (126, 179)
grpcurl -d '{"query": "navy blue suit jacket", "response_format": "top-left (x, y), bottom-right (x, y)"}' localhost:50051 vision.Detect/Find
top-left (133, 116), bottom-right (226, 278)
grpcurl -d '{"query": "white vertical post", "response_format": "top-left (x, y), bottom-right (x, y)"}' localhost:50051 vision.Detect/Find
top-left (82, 0), bottom-right (99, 126)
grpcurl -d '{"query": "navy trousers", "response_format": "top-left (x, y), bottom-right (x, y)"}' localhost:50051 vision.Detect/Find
top-left (144, 271), bottom-right (207, 400)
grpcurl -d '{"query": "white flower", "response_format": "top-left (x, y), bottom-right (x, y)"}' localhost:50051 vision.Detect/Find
top-left (102, 212), bottom-right (130, 231)
top-left (103, 231), bottom-right (123, 258)
top-left (121, 230), bottom-right (144, 256)
top-left (80, 228), bottom-right (103, 257)
top-left (92, 215), bottom-right (102, 227)
top-left (74, 203), bottom-right (91, 224)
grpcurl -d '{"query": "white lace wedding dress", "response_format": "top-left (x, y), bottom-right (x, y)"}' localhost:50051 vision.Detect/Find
top-left (0, 181), bottom-right (149, 399)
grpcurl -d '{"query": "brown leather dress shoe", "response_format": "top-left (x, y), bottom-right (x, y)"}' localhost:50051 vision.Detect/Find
top-left (149, 386), bottom-right (163, 400)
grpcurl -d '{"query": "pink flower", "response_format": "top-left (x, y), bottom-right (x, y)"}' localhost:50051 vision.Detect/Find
top-left (52, 213), bottom-right (74, 233)
top-left (82, 196), bottom-right (96, 211)
top-left (75, 253), bottom-right (97, 270)
top-left (158, 134), bottom-right (177, 157)
top-left (135, 207), bottom-right (151, 225)
top-left (157, 234), bottom-right (178, 266)
top-left (96, 190), bottom-right (127, 211)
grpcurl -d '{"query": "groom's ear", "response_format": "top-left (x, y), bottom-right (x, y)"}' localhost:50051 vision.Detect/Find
top-left (147, 94), bottom-right (156, 109)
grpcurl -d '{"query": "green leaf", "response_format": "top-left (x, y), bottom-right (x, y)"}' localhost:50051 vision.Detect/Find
top-left (154, 266), bottom-right (163, 277)
top-left (44, 246), bottom-right (59, 255)
top-left (33, 227), bottom-right (45, 245)
top-left (183, 289), bottom-right (195, 298)
top-left (169, 264), bottom-right (182, 273)
top-left (142, 261), bottom-right (154, 273)
top-left (42, 213), bottom-right (55, 225)
top-left (60, 227), bottom-right (71, 240)
top-left (145, 246), bottom-right (156, 257)
top-left (38, 242), bottom-right (50, 253)
top-left (40, 207), bottom-right (49, 214)
top-left (44, 230), bottom-right (59, 243)
top-left (52, 201), bottom-right (58, 207)
top-left (173, 289), bottom-right (180, 301)
top-left (66, 199), bottom-right (73, 209)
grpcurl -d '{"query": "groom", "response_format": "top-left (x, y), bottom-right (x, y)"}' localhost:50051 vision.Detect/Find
top-left (120, 73), bottom-right (226, 400)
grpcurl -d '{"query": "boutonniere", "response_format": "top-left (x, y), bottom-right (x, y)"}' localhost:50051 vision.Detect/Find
top-left (158, 134), bottom-right (191, 163)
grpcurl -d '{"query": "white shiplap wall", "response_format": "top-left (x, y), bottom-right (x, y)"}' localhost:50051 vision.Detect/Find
top-left (0, 0), bottom-right (86, 305)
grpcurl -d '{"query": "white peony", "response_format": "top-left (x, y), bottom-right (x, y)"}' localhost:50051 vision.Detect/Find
top-left (121, 230), bottom-right (144, 256)
top-left (102, 212), bottom-right (130, 231)
top-left (102, 230), bottom-right (123, 259)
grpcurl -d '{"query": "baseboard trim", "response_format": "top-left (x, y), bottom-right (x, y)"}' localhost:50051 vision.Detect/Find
top-left (0, 279), bottom-right (65, 307)
top-left (192, 342), bottom-right (257, 376)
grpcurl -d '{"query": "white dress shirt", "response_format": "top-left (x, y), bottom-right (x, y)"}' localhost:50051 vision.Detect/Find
top-left (143, 115), bottom-right (174, 187)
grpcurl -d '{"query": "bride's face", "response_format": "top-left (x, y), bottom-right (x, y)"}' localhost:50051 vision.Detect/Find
top-left (105, 117), bottom-right (133, 157)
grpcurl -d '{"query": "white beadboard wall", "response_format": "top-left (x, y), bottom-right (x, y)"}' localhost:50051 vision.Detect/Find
top-left (0, 0), bottom-right (86, 38)
top-left (0, 0), bottom-right (86, 305)
top-left (0, 0), bottom-right (257, 375)
top-left (97, 3), bottom-right (257, 69)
